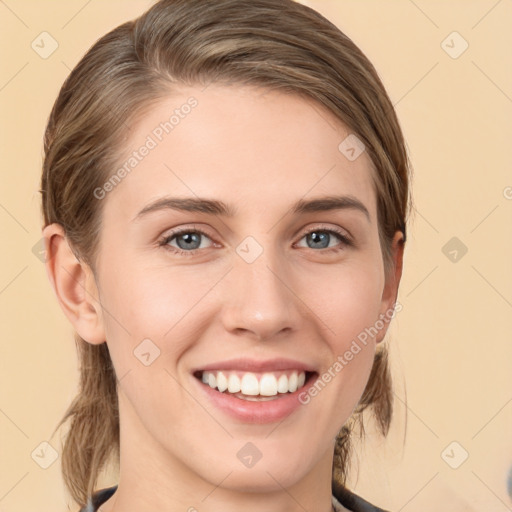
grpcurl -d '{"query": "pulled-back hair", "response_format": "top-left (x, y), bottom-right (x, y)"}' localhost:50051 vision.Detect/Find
top-left (41, 0), bottom-right (411, 507)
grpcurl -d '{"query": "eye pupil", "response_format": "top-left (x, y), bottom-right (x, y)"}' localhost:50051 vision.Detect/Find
top-left (308, 231), bottom-right (330, 249)
top-left (177, 232), bottom-right (201, 250)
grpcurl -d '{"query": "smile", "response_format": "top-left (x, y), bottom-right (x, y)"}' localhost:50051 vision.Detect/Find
top-left (192, 369), bottom-right (319, 423)
top-left (194, 369), bottom-right (312, 398)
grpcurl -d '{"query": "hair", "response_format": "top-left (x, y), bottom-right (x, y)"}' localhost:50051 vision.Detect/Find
top-left (41, 0), bottom-right (411, 507)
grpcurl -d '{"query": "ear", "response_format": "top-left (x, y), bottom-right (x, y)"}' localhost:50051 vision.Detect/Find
top-left (375, 230), bottom-right (405, 344)
top-left (42, 223), bottom-right (106, 345)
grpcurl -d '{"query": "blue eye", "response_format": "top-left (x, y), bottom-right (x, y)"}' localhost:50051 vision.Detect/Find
top-left (159, 225), bottom-right (352, 256)
top-left (297, 228), bottom-right (351, 252)
top-left (159, 229), bottom-right (213, 256)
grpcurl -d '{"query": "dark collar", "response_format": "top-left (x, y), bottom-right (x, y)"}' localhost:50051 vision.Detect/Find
top-left (81, 483), bottom-right (391, 512)
top-left (333, 480), bottom-right (391, 512)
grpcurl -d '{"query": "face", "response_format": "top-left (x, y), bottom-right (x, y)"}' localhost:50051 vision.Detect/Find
top-left (64, 84), bottom-right (402, 494)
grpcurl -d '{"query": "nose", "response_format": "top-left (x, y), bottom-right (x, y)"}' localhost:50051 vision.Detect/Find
top-left (220, 245), bottom-right (303, 341)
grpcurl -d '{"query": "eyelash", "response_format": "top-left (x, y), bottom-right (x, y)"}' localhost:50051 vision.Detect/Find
top-left (158, 225), bottom-right (353, 257)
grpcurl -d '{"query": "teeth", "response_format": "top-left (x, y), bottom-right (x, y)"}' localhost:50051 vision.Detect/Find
top-left (289, 371), bottom-right (298, 392)
top-left (260, 373), bottom-right (278, 396)
top-left (277, 374), bottom-right (289, 393)
top-left (200, 370), bottom-right (308, 396)
top-left (241, 373), bottom-right (259, 395)
top-left (228, 373), bottom-right (241, 393)
top-left (216, 371), bottom-right (228, 392)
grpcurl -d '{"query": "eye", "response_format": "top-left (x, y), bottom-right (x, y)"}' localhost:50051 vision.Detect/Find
top-left (159, 227), bottom-right (215, 256)
top-left (158, 224), bottom-right (353, 257)
top-left (295, 225), bottom-right (352, 253)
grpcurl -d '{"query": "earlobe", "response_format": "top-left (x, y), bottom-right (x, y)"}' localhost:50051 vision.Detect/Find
top-left (42, 223), bottom-right (106, 345)
top-left (376, 231), bottom-right (405, 343)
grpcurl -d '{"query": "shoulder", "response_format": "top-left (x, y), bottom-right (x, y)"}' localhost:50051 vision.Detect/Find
top-left (332, 482), bottom-right (391, 512)
top-left (78, 485), bottom-right (118, 512)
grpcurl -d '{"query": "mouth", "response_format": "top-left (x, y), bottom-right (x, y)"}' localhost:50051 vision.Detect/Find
top-left (193, 369), bottom-right (318, 401)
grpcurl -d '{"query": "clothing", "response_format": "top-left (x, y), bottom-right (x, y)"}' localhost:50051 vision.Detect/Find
top-left (79, 484), bottom-right (390, 512)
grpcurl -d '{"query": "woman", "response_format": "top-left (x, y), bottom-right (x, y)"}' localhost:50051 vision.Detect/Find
top-left (41, 1), bottom-right (410, 511)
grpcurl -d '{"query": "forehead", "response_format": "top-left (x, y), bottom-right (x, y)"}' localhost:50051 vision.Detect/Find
top-left (102, 84), bottom-right (377, 223)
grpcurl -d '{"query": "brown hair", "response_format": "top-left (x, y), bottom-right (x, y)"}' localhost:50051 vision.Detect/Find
top-left (42, 0), bottom-right (411, 507)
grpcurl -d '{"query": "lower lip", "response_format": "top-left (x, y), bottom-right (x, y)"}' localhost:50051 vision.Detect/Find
top-left (192, 372), bottom-right (318, 424)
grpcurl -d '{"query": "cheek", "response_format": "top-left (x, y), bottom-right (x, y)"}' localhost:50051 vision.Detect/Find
top-left (305, 262), bottom-right (383, 403)
top-left (306, 261), bottom-right (384, 347)
top-left (101, 253), bottom-right (194, 328)
top-left (94, 263), bottom-right (201, 415)
top-left (97, 258), bottom-right (219, 366)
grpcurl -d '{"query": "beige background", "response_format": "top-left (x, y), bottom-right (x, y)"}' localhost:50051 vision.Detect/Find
top-left (1, 1), bottom-right (511, 511)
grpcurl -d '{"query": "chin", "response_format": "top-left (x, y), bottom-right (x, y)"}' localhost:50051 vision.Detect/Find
top-left (207, 456), bottom-right (310, 493)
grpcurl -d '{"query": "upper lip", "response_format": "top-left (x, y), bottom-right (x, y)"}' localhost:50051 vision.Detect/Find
top-left (191, 357), bottom-right (318, 374)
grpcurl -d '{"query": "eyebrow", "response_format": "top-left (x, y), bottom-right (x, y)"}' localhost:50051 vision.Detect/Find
top-left (133, 195), bottom-right (370, 222)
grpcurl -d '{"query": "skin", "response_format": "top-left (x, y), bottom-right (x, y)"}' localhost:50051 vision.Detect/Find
top-left (44, 84), bottom-right (403, 512)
